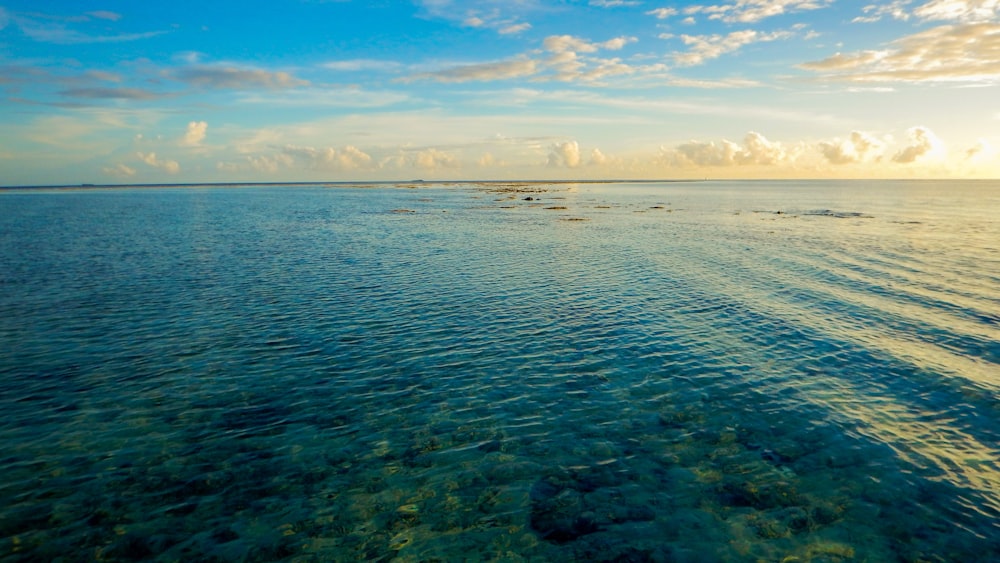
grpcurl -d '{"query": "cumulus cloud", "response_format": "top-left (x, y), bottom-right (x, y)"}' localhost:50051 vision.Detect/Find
top-left (102, 163), bottom-right (136, 177)
top-left (175, 66), bottom-right (309, 89)
top-left (217, 154), bottom-right (294, 174)
top-left (136, 152), bottom-right (180, 174)
top-left (415, 148), bottom-right (459, 169)
top-left (589, 148), bottom-right (612, 166)
top-left (740, 132), bottom-right (788, 164)
top-left (669, 29), bottom-right (793, 66)
top-left (547, 140), bottom-right (582, 168)
top-left (546, 140), bottom-right (621, 168)
top-left (281, 144), bottom-right (373, 169)
top-left (380, 148), bottom-right (460, 170)
top-left (182, 121), bottom-right (208, 146)
top-left (252, 154), bottom-right (293, 173)
top-left (592, 0), bottom-right (642, 6)
top-left (892, 126), bottom-right (944, 163)
top-left (662, 132), bottom-right (789, 166)
top-left (800, 23), bottom-right (1000, 83)
top-left (667, 139), bottom-right (743, 166)
top-left (819, 130), bottom-right (885, 164)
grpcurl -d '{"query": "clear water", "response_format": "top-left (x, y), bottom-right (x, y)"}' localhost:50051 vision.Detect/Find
top-left (1, 180), bottom-right (998, 562)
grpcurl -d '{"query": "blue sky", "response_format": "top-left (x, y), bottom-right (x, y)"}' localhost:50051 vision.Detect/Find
top-left (1, 0), bottom-right (998, 184)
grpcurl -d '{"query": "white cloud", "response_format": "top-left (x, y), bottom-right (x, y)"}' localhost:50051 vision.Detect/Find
top-left (547, 140), bottom-right (582, 167)
top-left (801, 23), bottom-right (1000, 83)
top-left (217, 153), bottom-right (294, 174)
top-left (136, 152), bottom-right (180, 174)
top-left (102, 163), bottom-right (136, 177)
top-left (403, 34), bottom-right (640, 84)
top-left (666, 139), bottom-right (742, 166)
top-left (602, 36), bottom-right (638, 51)
top-left (740, 131), bottom-right (788, 164)
top-left (436, 4), bottom-right (533, 36)
top-left (380, 148), bottom-right (460, 170)
top-left (281, 144), bottom-right (373, 169)
top-left (914, 0), bottom-right (1000, 22)
top-left (682, 0), bottom-right (833, 24)
top-left (892, 126), bottom-right (944, 163)
top-left (541, 35), bottom-right (639, 82)
top-left (415, 148), bottom-right (459, 169)
top-left (251, 154), bottom-right (294, 172)
top-left (647, 8), bottom-right (680, 19)
top-left (500, 22), bottom-right (532, 34)
top-left (182, 121), bottom-right (208, 146)
top-left (671, 29), bottom-right (793, 66)
top-left (819, 130), bottom-right (886, 164)
top-left (589, 148), bottom-right (613, 166)
top-left (662, 131), bottom-right (789, 166)
top-left (851, 0), bottom-right (1000, 23)
top-left (852, 1), bottom-right (911, 23)
top-left (544, 35), bottom-right (637, 53)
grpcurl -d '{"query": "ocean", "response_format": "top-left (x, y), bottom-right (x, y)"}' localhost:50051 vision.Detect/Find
top-left (1, 180), bottom-right (998, 561)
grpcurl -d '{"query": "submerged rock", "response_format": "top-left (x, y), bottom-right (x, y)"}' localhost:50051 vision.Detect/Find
top-left (530, 480), bottom-right (599, 543)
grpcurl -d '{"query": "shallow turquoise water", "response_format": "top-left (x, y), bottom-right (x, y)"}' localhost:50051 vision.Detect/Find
top-left (1, 180), bottom-right (998, 561)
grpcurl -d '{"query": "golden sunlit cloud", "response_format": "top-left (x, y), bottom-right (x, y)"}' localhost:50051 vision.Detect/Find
top-left (801, 23), bottom-right (1000, 83)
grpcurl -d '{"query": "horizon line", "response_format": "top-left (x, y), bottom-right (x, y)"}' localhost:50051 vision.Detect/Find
top-left (4, 178), bottom-right (999, 190)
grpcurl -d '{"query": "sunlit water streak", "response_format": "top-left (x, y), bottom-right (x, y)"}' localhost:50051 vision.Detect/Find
top-left (0, 180), bottom-right (998, 561)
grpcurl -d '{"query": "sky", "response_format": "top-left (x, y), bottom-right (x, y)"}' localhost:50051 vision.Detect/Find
top-left (1, 0), bottom-right (999, 185)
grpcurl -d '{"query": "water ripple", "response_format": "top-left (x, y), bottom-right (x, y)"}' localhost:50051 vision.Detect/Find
top-left (1, 182), bottom-right (998, 561)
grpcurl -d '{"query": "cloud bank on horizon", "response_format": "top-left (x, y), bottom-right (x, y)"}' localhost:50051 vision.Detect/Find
top-left (0, 0), bottom-right (998, 184)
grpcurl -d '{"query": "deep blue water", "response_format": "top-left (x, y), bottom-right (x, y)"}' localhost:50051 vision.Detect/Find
top-left (1, 180), bottom-right (998, 561)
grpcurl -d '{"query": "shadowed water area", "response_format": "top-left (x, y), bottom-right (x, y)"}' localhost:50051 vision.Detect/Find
top-left (1, 180), bottom-right (998, 561)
